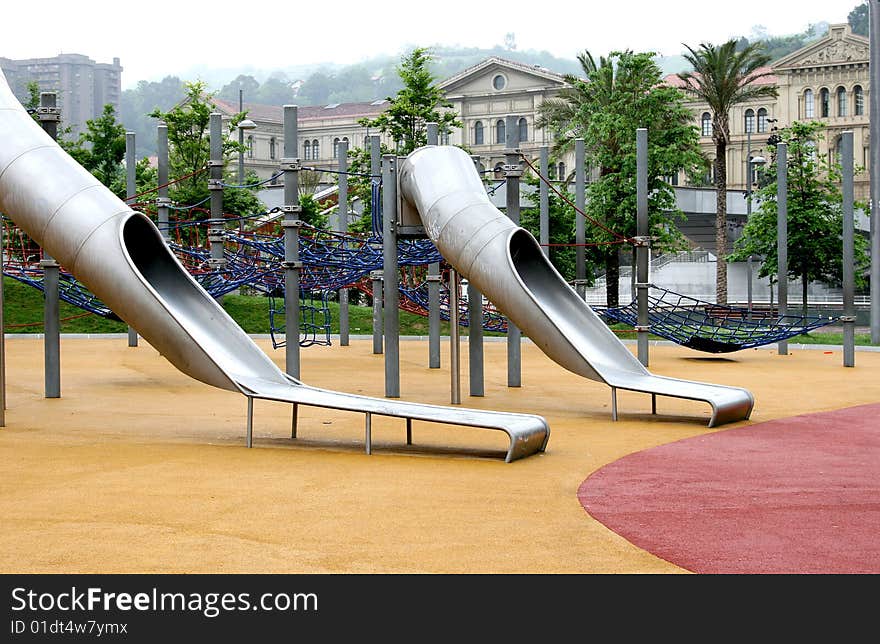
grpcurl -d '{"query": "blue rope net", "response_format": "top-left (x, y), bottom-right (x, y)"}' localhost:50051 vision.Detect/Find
top-left (600, 284), bottom-right (837, 353)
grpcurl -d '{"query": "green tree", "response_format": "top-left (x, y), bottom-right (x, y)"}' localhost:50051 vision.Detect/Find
top-left (849, 2), bottom-right (868, 37)
top-left (729, 121), bottom-right (869, 316)
top-left (520, 174), bottom-right (585, 281)
top-left (68, 104), bottom-right (127, 195)
top-left (148, 81), bottom-right (264, 221)
top-left (538, 50), bottom-right (704, 307)
top-left (678, 39), bottom-right (778, 305)
top-left (217, 75), bottom-right (260, 103)
top-left (358, 47), bottom-right (460, 155)
top-left (120, 76), bottom-right (186, 158)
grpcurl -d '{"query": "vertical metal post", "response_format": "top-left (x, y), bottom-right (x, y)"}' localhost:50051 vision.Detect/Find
top-left (370, 135), bottom-right (384, 355)
top-left (539, 146), bottom-right (550, 257)
top-left (365, 413), bottom-right (372, 455)
top-left (871, 0), bottom-right (880, 344)
top-left (337, 139), bottom-right (350, 346)
top-left (371, 271), bottom-right (383, 354)
top-left (746, 127), bottom-right (754, 319)
top-left (842, 132), bottom-right (856, 367)
top-left (38, 92), bottom-right (60, 399)
top-left (575, 138), bottom-right (586, 300)
top-left (246, 397), bottom-right (253, 448)
top-left (382, 155), bottom-right (400, 398)
top-left (282, 105), bottom-right (302, 379)
top-left (449, 269), bottom-right (461, 404)
top-left (635, 128), bottom-right (650, 367)
top-left (291, 402), bottom-right (298, 439)
top-left (208, 113), bottom-right (225, 306)
top-left (505, 116), bottom-right (522, 388)
top-left (427, 123), bottom-right (441, 369)
top-left (468, 154), bottom-right (485, 396)
top-left (125, 132), bottom-right (139, 347)
top-left (777, 143), bottom-right (789, 356)
top-left (157, 122), bottom-right (170, 240)
top-left (238, 88), bottom-right (245, 184)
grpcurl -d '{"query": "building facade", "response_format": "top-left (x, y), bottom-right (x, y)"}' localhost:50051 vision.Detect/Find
top-left (670, 23), bottom-right (869, 201)
top-left (209, 97), bottom-right (393, 184)
top-left (230, 57), bottom-right (570, 184)
top-left (0, 53), bottom-right (123, 139)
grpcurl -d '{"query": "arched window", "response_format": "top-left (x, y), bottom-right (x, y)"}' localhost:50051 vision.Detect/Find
top-left (474, 121), bottom-right (484, 145)
top-left (757, 108), bottom-right (768, 133)
top-left (312, 139), bottom-right (319, 159)
top-left (304, 140), bottom-right (311, 161)
top-left (269, 137), bottom-right (276, 160)
top-left (744, 108), bottom-right (755, 134)
top-left (837, 86), bottom-right (848, 117)
top-left (855, 85), bottom-right (865, 116)
top-left (247, 135), bottom-right (254, 158)
top-left (820, 88), bottom-right (830, 117)
top-left (333, 137), bottom-right (340, 159)
top-left (518, 117), bottom-right (528, 143)
top-left (701, 112), bottom-right (712, 137)
top-left (495, 119), bottom-right (506, 144)
top-left (557, 161), bottom-right (566, 181)
top-left (804, 89), bottom-right (815, 118)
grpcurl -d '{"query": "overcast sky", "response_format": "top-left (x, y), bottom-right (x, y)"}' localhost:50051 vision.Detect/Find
top-left (3, 0), bottom-right (856, 88)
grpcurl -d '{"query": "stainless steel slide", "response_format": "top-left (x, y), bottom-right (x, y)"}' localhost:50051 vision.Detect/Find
top-left (0, 71), bottom-right (549, 462)
top-left (399, 145), bottom-right (754, 427)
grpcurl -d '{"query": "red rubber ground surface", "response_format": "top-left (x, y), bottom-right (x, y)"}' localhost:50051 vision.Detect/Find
top-left (578, 403), bottom-right (880, 574)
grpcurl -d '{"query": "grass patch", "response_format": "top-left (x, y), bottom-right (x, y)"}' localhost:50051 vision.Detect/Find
top-left (3, 278), bottom-right (874, 346)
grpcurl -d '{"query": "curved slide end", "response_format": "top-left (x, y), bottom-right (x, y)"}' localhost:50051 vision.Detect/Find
top-left (399, 144), bottom-right (756, 428)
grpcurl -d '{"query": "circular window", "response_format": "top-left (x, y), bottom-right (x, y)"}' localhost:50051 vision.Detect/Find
top-left (492, 74), bottom-right (506, 91)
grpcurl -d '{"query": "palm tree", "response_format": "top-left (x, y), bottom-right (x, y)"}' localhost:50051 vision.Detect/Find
top-left (678, 40), bottom-right (777, 304)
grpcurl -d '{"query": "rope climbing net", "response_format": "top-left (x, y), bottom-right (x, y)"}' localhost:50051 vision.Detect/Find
top-left (600, 284), bottom-right (836, 353)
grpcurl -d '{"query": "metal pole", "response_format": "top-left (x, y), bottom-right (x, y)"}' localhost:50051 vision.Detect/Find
top-left (238, 89), bottom-right (245, 184)
top-left (157, 122), bottom-right (170, 240)
top-left (208, 113), bottom-right (225, 307)
top-left (505, 115), bottom-right (521, 388)
top-left (777, 142), bottom-right (789, 356)
top-left (842, 132), bottom-right (856, 367)
top-left (125, 132), bottom-right (139, 347)
top-left (337, 139), bottom-right (349, 346)
top-left (539, 146), bottom-right (550, 257)
top-left (282, 105), bottom-right (302, 378)
top-left (371, 270), bottom-right (383, 354)
top-left (635, 128), bottom-right (650, 367)
top-left (38, 92), bottom-right (60, 399)
top-left (427, 123), bottom-right (441, 369)
top-left (449, 269), bottom-right (461, 404)
top-left (382, 155), bottom-right (400, 398)
top-left (871, 0), bottom-right (880, 344)
top-left (469, 154), bottom-right (485, 397)
top-left (575, 138), bottom-right (586, 300)
top-left (746, 128), bottom-right (754, 320)
top-left (370, 135), bottom-right (384, 355)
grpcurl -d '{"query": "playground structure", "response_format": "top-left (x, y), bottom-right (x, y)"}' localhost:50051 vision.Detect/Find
top-left (3, 64), bottom-right (869, 455)
top-left (0, 70), bottom-right (549, 462)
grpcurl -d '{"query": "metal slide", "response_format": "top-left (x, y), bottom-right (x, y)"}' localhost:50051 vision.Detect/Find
top-left (398, 145), bottom-right (754, 427)
top-left (0, 72), bottom-right (549, 462)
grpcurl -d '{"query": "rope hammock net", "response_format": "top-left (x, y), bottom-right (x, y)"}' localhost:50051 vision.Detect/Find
top-left (600, 284), bottom-right (836, 353)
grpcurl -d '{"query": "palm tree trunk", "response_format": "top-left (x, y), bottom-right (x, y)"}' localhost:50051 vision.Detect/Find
top-left (714, 142), bottom-right (728, 305)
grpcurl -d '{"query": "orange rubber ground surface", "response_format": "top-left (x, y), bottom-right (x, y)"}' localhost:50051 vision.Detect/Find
top-left (1, 336), bottom-right (877, 573)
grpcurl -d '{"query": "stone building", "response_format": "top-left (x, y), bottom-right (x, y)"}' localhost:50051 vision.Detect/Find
top-left (668, 23), bottom-right (869, 201)
top-left (0, 53), bottom-right (123, 138)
